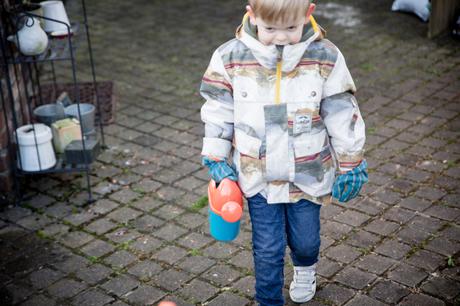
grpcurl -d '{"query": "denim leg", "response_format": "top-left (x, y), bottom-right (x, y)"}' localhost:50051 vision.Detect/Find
top-left (286, 199), bottom-right (321, 266)
top-left (247, 193), bottom-right (286, 306)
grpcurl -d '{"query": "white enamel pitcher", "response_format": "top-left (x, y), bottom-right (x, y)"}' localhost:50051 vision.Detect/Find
top-left (8, 16), bottom-right (48, 56)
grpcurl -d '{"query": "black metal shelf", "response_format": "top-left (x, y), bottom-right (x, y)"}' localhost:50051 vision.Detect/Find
top-left (17, 155), bottom-right (91, 175)
top-left (0, 0), bottom-right (107, 205)
top-left (2, 23), bottom-right (80, 65)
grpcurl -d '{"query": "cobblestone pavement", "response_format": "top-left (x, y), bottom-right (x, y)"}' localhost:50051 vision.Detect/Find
top-left (1, 0), bottom-right (460, 305)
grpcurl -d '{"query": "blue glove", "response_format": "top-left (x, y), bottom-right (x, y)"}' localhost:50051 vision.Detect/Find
top-left (202, 156), bottom-right (237, 183)
top-left (332, 160), bottom-right (368, 202)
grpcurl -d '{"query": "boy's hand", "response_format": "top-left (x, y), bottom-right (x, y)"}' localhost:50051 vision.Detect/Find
top-left (332, 160), bottom-right (368, 203)
top-left (202, 156), bottom-right (237, 183)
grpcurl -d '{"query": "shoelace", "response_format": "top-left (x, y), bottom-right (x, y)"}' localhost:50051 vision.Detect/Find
top-left (293, 269), bottom-right (316, 287)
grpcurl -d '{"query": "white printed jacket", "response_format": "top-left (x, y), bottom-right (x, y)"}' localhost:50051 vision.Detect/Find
top-left (200, 15), bottom-right (366, 204)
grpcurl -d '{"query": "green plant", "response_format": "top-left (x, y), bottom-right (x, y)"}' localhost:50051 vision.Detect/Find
top-left (448, 256), bottom-right (455, 267)
top-left (190, 196), bottom-right (208, 212)
top-left (188, 249), bottom-right (202, 256)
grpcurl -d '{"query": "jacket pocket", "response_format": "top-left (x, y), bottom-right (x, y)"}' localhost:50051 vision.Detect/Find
top-left (293, 129), bottom-right (327, 158)
top-left (293, 129), bottom-right (335, 197)
top-left (234, 128), bottom-right (261, 158)
top-left (233, 129), bottom-right (265, 197)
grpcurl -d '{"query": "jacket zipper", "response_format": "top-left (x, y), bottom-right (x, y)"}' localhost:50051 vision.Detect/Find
top-left (275, 46), bottom-right (283, 104)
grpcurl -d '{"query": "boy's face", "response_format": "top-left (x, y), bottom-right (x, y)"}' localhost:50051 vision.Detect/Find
top-left (246, 3), bottom-right (316, 46)
top-left (254, 17), bottom-right (305, 46)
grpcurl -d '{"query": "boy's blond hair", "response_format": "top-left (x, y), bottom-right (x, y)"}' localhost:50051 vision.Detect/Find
top-left (248, 0), bottom-right (310, 24)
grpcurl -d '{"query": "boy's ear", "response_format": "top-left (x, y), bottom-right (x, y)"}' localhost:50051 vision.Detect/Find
top-left (246, 5), bottom-right (257, 25)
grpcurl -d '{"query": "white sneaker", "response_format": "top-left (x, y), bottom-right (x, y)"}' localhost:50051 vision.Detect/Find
top-left (289, 264), bottom-right (317, 303)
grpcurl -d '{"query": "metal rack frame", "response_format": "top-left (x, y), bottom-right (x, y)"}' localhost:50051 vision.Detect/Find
top-left (0, 0), bottom-right (106, 205)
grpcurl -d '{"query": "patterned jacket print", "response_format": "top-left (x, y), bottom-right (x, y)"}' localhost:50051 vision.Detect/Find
top-left (200, 15), bottom-right (366, 204)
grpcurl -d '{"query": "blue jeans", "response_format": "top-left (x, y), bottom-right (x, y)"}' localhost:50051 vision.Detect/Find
top-left (247, 193), bottom-right (321, 306)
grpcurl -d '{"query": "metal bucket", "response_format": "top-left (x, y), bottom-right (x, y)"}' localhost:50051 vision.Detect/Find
top-left (64, 103), bottom-right (95, 135)
top-left (33, 103), bottom-right (66, 126)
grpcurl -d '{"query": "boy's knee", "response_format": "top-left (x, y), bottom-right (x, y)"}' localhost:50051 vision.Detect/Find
top-left (291, 238), bottom-right (320, 258)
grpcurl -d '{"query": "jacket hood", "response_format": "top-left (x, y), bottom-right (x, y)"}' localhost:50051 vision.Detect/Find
top-left (236, 13), bottom-right (325, 72)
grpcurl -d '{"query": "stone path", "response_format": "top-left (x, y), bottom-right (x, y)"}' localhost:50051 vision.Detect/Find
top-left (1, 0), bottom-right (460, 305)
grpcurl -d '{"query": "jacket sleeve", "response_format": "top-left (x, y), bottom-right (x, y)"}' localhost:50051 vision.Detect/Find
top-left (200, 49), bottom-right (234, 159)
top-left (320, 49), bottom-right (366, 172)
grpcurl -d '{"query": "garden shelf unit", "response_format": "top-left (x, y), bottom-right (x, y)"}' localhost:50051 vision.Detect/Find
top-left (0, 0), bottom-right (109, 205)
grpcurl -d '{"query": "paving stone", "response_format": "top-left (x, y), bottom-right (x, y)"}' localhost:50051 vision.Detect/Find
top-left (424, 205), bottom-right (460, 221)
top-left (335, 266), bottom-right (377, 290)
top-left (369, 280), bottom-right (410, 304)
top-left (71, 288), bottom-right (115, 306)
top-left (398, 293), bottom-right (445, 306)
top-left (346, 230), bottom-right (380, 249)
top-left (85, 218), bottom-right (118, 235)
top-left (176, 213), bottom-right (207, 229)
top-left (425, 237), bottom-right (460, 256)
top-left (321, 220), bottom-right (354, 240)
top-left (16, 215), bottom-right (53, 231)
top-left (179, 255), bottom-right (216, 274)
top-left (316, 283), bottom-right (355, 305)
top-left (109, 189), bottom-right (140, 204)
top-left (232, 275), bottom-right (256, 297)
top-left (28, 268), bottom-right (64, 289)
top-left (101, 274), bottom-right (140, 297)
top-left (421, 276), bottom-right (460, 300)
top-left (130, 235), bottom-right (162, 254)
top-left (202, 242), bottom-right (240, 259)
top-left (408, 215), bottom-right (444, 233)
top-left (365, 219), bottom-right (400, 236)
top-left (75, 264), bottom-right (112, 285)
top-left (20, 294), bottom-right (56, 306)
top-left (131, 198), bottom-right (165, 212)
top-left (344, 294), bottom-right (387, 306)
top-left (353, 198), bottom-right (388, 216)
top-left (382, 207), bottom-right (416, 223)
top-left (317, 257), bottom-right (343, 278)
top-left (156, 186), bottom-right (186, 201)
top-left (375, 239), bottom-right (412, 260)
top-left (208, 292), bottom-right (250, 306)
top-left (124, 285), bottom-right (166, 305)
top-left (63, 211), bottom-right (99, 226)
top-left (104, 250), bottom-right (137, 268)
top-left (59, 231), bottom-right (94, 249)
top-left (333, 210), bottom-right (371, 227)
top-left (440, 225), bottom-right (460, 241)
top-left (53, 255), bottom-right (89, 274)
top-left (128, 260), bottom-right (163, 281)
top-left (405, 250), bottom-right (445, 272)
top-left (319, 236), bottom-right (335, 252)
top-left (81, 239), bottom-right (115, 258)
top-left (202, 264), bottom-right (241, 286)
top-left (228, 250), bottom-right (254, 270)
top-left (47, 278), bottom-right (87, 299)
top-left (152, 204), bottom-right (185, 221)
top-left (130, 214), bottom-right (164, 232)
top-left (399, 196), bottom-right (432, 211)
top-left (177, 232), bottom-right (213, 250)
top-left (397, 226), bottom-right (432, 245)
top-left (353, 254), bottom-right (396, 275)
top-left (107, 207), bottom-right (143, 223)
top-left (325, 244), bottom-right (362, 264)
top-left (152, 269), bottom-right (193, 291)
top-left (153, 223), bottom-right (188, 241)
top-left (89, 199), bottom-right (119, 215)
top-left (388, 263), bottom-right (428, 287)
top-left (105, 228), bottom-right (142, 244)
top-left (153, 245), bottom-right (188, 265)
top-left (178, 279), bottom-right (219, 303)
top-left (45, 202), bottom-right (73, 219)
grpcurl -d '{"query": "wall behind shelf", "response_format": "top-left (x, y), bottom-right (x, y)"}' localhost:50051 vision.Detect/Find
top-left (0, 0), bottom-right (35, 198)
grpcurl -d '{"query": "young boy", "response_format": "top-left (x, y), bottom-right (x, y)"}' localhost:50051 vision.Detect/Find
top-left (200, 0), bottom-right (368, 305)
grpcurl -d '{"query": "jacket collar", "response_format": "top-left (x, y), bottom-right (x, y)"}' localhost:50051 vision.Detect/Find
top-left (236, 13), bottom-right (324, 72)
